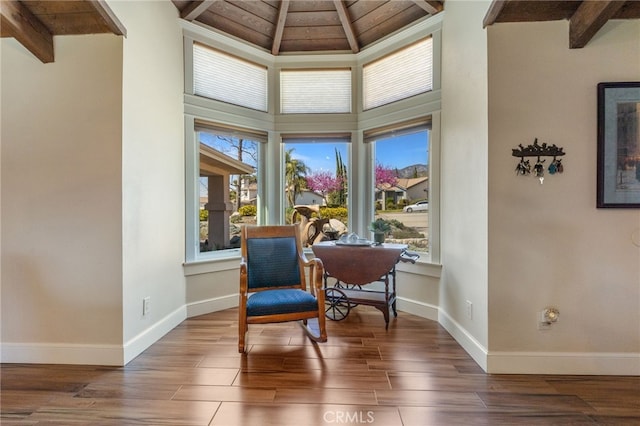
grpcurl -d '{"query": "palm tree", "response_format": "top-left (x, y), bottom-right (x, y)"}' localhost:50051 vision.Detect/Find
top-left (285, 148), bottom-right (309, 207)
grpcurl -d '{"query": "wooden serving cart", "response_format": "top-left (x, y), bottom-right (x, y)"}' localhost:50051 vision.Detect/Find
top-left (311, 241), bottom-right (419, 329)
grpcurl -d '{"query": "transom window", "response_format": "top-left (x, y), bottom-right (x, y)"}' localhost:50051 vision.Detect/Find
top-left (363, 37), bottom-right (433, 110)
top-left (280, 69), bottom-right (352, 114)
top-left (193, 43), bottom-right (268, 112)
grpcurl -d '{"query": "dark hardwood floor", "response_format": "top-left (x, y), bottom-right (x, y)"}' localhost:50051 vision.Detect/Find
top-left (2, 306), bottom-right (639, 425)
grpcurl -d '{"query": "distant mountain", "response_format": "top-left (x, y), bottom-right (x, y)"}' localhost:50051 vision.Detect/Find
top-left (395, 164), bottom-right (428, 178)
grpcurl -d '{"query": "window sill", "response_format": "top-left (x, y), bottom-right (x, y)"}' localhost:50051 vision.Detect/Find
top-left (183, 250), bottom-right (241, 276)
top-left (183, 248), bottom-right (442, 278)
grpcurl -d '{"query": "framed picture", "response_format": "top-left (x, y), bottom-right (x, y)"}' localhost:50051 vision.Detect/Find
top-left (597, 82), bottom-right (640, 208)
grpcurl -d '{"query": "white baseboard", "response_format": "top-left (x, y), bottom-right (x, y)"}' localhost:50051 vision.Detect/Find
top-left (186, 293), bottom-right (238, 318)
top-left (487, 351), bottom-right (640, 375)
top-left (436, 308), bottom-right (640, 376)
top-left (1, 306), bottom-right (187, 366)
top-left (1, 342), bottom-right (124, 366)
top-left (437, 308), bottom-right (489, 371)
top-left (396, 296), bottom-right (439, 321)
top-left (123, 305), bottom-right (187, 365)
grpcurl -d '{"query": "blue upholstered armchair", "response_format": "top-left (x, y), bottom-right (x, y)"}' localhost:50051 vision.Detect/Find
top-left (238, 225), bottom-right (327, 353)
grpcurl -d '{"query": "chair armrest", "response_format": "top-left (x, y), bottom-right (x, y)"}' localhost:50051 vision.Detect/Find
top-left (239, 260), bottom-right (248, 296)
top-left (304, 257), bottom-right (325, 297)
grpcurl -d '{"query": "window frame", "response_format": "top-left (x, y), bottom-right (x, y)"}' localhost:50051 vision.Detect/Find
top-left (181, 14), bottom-right (442, 265)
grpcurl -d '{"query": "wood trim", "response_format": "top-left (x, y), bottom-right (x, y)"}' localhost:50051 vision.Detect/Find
top-left (569, 0), bottom-right (625, 48)
top-left (333, 0), bottom-right (359, 53)
top-left (181, 0), bottom-right (217, 21)
top-left (271, 0), bottom-right (290, 55)
top-left (0, 0), bottom-right (53, 63)
top-left (87, 0), bottom-right (127, 37)
top-left (483, 0), bottom-right (508, 28)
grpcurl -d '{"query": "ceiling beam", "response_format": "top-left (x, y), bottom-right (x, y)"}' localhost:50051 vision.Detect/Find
top-left (87, 0), bottom-right (127, 37)
top-left (271, 0), bottom-right (290, 55)
top-left (333, 0), bottom-right (359, 53)
top-left (483, 0), bottom-right (508, 28)
top-left (411, 1), bottom-right (443, 15)
top-left (0, 0), bottom-right (53, 63)
top-left (181, 0), bottom-right (217, 21)
top-left (569, 0), bottom-right (626, 48)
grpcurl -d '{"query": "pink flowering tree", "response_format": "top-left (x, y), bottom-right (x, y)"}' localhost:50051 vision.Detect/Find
top-left (375, 163), bottom-right (397, 187)
top-left (306, 171), bottom-right (344, 200)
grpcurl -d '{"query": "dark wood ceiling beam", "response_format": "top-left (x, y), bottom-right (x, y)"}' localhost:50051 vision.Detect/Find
top-left (483, 0), bottom-right (507, 28)
top-left (181, 0), bottom-right (217, 21)
top-left (411, 0), bottom-right (443, 15)
top-left (0, 0), bottom-right (53, 63)
top-left (87, 0), bottom-right (127, 36)
top-left (333, 0), bottom-right (359, 53)
top-left (271, 0), bottom-right (290, 55)
top-left (569, 0), bottom-right (626, 48)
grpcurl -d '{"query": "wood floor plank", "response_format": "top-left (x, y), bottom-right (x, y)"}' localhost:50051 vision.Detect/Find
top-left (209, 402), bottom-right (402, 426)
top-left (274, 387), bottom-right (377, 405)
top-left (173, 384), bottom-right (276, 403)
top-left (2, 307), bottom-right (639, 424)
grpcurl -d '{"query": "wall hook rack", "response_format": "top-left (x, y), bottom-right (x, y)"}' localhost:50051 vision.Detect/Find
top-left (513, 138), bottom-right (565, 183)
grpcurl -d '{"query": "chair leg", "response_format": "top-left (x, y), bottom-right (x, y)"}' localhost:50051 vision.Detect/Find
top-left (238, 316), bottom-right (248, 353)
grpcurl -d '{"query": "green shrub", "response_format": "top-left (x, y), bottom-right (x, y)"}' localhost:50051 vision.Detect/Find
top-left (199, 209), bottom-right (208, 222)
top-left (319, 206), bottom-right (348, 223)
top-left (238, 205), bottom-right (257, 216)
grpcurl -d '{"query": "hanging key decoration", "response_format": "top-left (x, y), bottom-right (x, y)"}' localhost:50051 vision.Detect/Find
top-left (512, 138), bottom-right (565, 183)
top-left (515, 158), bottom-right (531, 175)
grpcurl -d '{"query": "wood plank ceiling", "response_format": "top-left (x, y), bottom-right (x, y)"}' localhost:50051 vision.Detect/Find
top-left (0, 0), bottom-right (125, 63)
top-left (172, 0), bottom-right (445, 55)
top-left (484, 0), bottom-right (640, 49)
top-left (2, 1), bottom-right (639, 64)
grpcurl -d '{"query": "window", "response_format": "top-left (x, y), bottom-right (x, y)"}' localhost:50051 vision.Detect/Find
top-left (366, 119), bottom-right (431, 253)
top-left (363, 37), bottom-right (433, 110)
top-left (192, 121), bottom-right (265, 257)
top-left (282, 135), bottom-right (350, 245)
top-left (184, 18), bottom-right (441, 264)
top-left (280, 69), bottom-right (352, 113)
top-left (193, 43), bottom-right (268, 111)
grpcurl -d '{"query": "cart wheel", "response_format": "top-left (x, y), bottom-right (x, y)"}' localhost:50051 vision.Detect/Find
top-left (324, 287), bottom-right (350, 321)
top-left (334, 283), bottom-right (360, 307)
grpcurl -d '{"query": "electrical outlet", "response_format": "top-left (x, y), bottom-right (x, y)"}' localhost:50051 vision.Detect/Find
top-left (537, 311), bottom-right (551, 330)
top-left (143, 297), bottom-right (151, 316)
top-left (465, 300), bottom-right (473, 319)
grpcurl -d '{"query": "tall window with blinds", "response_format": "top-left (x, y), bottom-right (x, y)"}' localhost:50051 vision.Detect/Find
top-left (363, 37), bottom-right (433, 110)
top-left (280, 69), bottom-right (352, 114)
top-left (193, 43), bottom-right (268, 112)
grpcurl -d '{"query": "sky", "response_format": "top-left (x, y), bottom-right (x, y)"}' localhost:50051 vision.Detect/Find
top-left (287, 130), bottom-right (429, 174)
top-left (200, 129), bottom-right (429, 174)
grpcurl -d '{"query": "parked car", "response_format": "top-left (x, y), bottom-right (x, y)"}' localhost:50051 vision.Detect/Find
top-left (403, 200), bottom-right (428, 213)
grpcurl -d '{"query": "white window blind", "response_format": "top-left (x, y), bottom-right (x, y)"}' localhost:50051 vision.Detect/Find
top-left (363, 37), bottom-right (433, 110)
top-left (280, 69), bottom-right (351, 114)
top-left (193, 43), bottom-right (268, 112)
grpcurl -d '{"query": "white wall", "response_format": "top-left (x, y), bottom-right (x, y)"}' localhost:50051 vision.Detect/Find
top-left (487, 19), bottom-right (640, 374)
top-left (1, 35), bottom-right (125, 364)
top-left (107, 1), bottom-right (186, 363)
top-left (439, 0), bottom-right (491, 369)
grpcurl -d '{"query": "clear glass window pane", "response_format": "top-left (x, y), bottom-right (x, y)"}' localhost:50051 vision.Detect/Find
top-left (374, 129), bottom-right (429, 252)
top-left (199, 132), bottom-right (258, 252)
top-left (283, 140), bottom-right (349, 246)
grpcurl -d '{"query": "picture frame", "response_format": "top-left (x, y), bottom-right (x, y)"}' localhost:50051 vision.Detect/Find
top-left (597, 82), bottom-right (640, 208)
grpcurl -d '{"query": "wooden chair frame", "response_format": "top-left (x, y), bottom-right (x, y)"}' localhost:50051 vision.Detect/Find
top-left (238, 225), bottom-right (327, 353)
